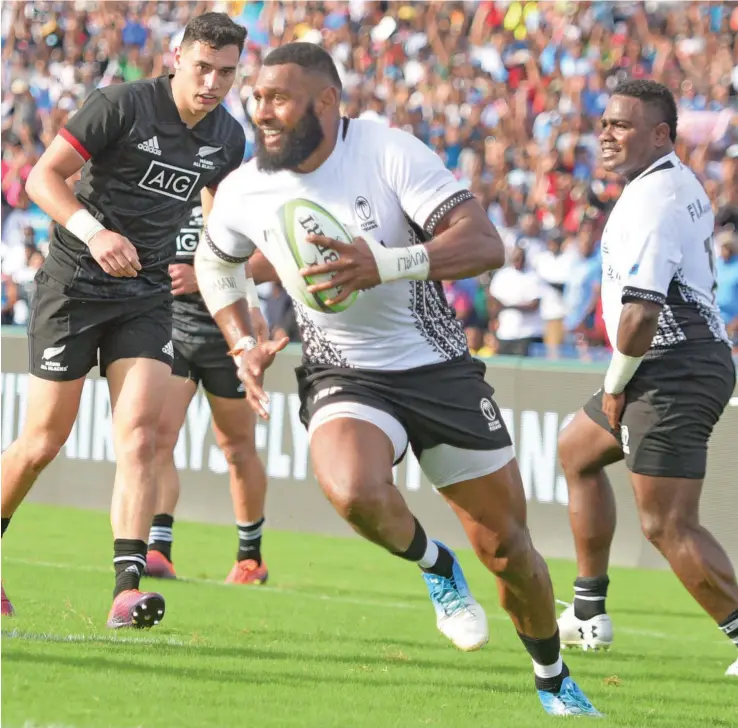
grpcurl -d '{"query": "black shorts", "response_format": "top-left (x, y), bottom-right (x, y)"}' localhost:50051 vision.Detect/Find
top-left (28, 274), bottom-right (173, 381)
top-left (584, 343), bottom-right (736, 479)
top-left (296, 355), bottom-right (512, 460)
top-left (171, 334), bottom-right (244, 399)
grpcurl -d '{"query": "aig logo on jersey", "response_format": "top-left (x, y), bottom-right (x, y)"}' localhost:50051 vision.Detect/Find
top-left (139, 161), bottom-right (201, 202)
top-left (480, 398), bottom-right (502, 432)
top-left (176, 228), bottom-right (200, 256)
top-left (177, 206), bottom-right (203, 257)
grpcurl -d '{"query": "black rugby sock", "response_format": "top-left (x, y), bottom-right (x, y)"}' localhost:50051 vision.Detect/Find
top-left (113, 539), bottom-right (147, 598)
top-left (393, 518), bottom-right (454, 579)
top-left (148, 514), bottom-right (174, 562)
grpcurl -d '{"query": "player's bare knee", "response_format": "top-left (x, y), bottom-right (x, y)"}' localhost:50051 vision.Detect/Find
top-left (557, 427), bottom-right (583, 475)
top-left (154, 425), bottom-right (181, 460)
top-left (320, 472), bottom-right (386, 523)
top-left (471, 524), bottom-right (534, 577)
top-left (558, 427), bottom-right (603, 478)
top-left (23, 433), bottom-right (65, 473)
top-left (218, 439), bottom-right (257, 468)
top-left (117, 423), bottom-right (158, 466)
top-left (639, 510), bottom-right (689, 550)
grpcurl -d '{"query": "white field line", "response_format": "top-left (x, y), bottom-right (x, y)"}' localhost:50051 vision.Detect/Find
top-left (3, 557), bottom-right (728, 645)
top-left (2, 629), bottom-right (185, 647)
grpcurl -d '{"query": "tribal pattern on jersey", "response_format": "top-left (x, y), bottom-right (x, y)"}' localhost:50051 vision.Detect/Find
top-left (674, 271), bottom-right (730, 345)
top-left (409, 281), bottom-right (467, 360)
top-left (651, 303), bottom-right (687, 349)
top-left (294, 303), bottom-right (349, 367)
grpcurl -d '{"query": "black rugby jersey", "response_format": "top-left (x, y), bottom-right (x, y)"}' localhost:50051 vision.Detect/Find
top-left (172, 200), bottom-right (222, 342)
top-left (42, 75), bottom-right (245, 300)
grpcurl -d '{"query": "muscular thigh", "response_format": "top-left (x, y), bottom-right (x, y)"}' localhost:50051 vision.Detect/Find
top-left (310, 415), bottom-right (398, 498)
top-left (20, 375), bottom-right (86, 445)
top-left (207, 391), bottom-right (256, 449)
top-left (441, 459), bottom-right (529, 549)
top-left (107, 357), bottom-right (173, 435)
top-left (157, 373), bottom-right (197, 447)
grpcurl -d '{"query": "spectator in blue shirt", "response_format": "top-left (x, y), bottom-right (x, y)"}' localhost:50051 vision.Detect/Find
top-left (715, 230), bottom-right (738, 345)
top-left (564, 218), bottom-right (602, 334)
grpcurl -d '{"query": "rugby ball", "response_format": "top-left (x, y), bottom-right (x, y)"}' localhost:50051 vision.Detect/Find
top-left (275, 198), bottom-right (359, 314)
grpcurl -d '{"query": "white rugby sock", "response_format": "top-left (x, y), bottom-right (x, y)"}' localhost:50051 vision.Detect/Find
top-left (417, 538), bottom-right (439, 569)
top-left (533, 655), bottom-right (564, 679)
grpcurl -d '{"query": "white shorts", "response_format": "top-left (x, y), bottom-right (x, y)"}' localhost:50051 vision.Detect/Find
top-left (308, 401), bottom-right (516, 488)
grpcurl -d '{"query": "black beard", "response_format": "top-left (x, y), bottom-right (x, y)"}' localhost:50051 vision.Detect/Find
top-left (255, 103), bottom-right (324, 173)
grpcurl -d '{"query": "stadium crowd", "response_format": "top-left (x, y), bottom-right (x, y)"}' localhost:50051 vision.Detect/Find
top-left (2, 0), bottom-right (738, 358)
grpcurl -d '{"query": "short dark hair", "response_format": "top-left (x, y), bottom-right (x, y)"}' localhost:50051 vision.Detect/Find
top-left (263, 42), bottom-right (342, 91)
top-left (612, 79), bottom-right (678, 143)
top-left (181, 12), bottom-right (247, 54)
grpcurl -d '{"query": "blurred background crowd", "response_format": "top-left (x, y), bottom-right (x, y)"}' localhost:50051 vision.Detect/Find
top-left (3, 1), bottom-right (738, 359)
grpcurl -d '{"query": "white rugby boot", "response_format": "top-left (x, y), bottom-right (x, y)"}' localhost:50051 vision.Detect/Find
top-left (422, 541), bottom-right (489, 651)
top-left (558, 603), bottom-right (613, 651)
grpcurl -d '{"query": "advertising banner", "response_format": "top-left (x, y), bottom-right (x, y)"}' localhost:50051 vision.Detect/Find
top-left (2, 330), bottom-right (736, 569)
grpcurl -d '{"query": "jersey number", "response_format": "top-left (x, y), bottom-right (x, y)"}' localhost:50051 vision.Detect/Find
top-left (703, 235), bottom-right (718, 300)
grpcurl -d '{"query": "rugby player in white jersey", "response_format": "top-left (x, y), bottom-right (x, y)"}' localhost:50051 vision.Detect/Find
top-left (556, 80), bottom-right (738, 677)
top-left (194, 42), bottom-right (601, 716)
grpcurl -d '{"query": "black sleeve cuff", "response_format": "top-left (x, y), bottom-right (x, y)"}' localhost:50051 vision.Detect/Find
top-left (621, 286), bottom-right (666, 306)
top-left (204, 227), bottom-right (251, 264)
top-left (422, 189), bottom-right (475, 237)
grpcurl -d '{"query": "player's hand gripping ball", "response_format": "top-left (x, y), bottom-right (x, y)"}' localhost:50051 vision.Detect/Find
top-left (275, 199), bottom-right (360, 313)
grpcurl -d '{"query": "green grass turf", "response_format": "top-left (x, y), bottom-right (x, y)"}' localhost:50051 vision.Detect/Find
top-left (1, 504), bottom-right (736, 728)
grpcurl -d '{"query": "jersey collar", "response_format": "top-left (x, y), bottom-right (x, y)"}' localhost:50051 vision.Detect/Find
top-left (630, 151), bottom-right (677, 184)
top-left (158, 75), bottom-right (184, 123)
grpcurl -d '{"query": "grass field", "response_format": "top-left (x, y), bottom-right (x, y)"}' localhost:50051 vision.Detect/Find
top-left (1, 504), bottom-right (736, 728)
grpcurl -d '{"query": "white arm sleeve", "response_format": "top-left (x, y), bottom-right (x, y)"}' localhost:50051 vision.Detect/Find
top-left (382, 126), bottom-right (475, 237)
top-left (194, 240), bottom-right (248, 317)
top-left (621, 195), bottom-right (682, 306)
top-left (194, 175), bottom-right (257, 316)
top-left (202, 172), bottom-right (258, 263)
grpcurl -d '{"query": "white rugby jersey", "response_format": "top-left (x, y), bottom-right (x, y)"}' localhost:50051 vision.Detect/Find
top-left (600, 151), bottom-right (728, 356)
top-left (205, 117), bottom-right (474, 370)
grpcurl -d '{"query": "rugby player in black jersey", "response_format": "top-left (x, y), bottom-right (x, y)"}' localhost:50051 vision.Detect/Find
top-left (145, 200), bottom-right (271, 586)
top-left (0, 13), bottom-right (249, 628)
